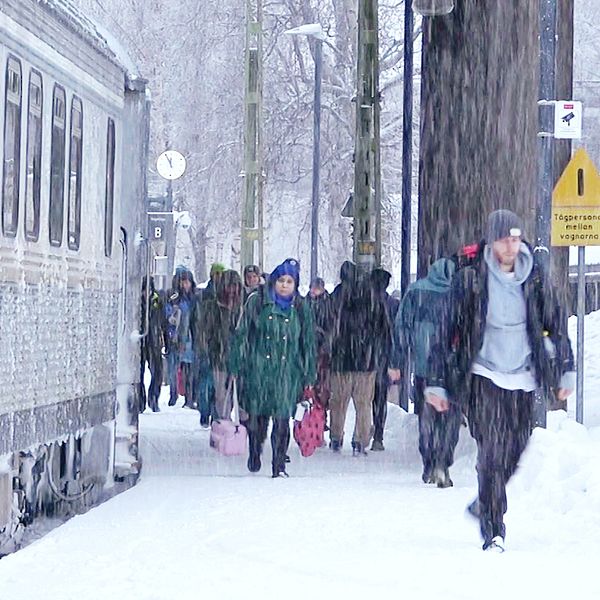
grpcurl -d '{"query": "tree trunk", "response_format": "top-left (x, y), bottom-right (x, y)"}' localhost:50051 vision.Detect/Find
top-left (418, 0), bottom-right (573, 283)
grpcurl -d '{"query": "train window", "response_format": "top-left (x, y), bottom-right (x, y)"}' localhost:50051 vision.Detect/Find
top-left (67, 97), bottom-right (83, 250)
top-left (49, 85), bottom-right (66, 246)
top-left (104, 118), bottom-right (115, 257)
top-left (2, 56), bottom-right (22, 237)
top-left (24, 70), bottom-right (43, 241)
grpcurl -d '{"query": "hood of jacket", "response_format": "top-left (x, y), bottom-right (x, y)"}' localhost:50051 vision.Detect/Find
top-left (411, 258), bottom-right (456, 294)
top-left (171, 266), bottom-right (196, 295)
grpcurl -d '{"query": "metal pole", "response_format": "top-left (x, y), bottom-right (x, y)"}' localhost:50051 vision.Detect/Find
top-left (401, 0), bottom-right (414, 297)
top-left (166, 179), bottom-right (174, 281)
top-left (310, 39), bottom-right (322, 282)
top-left (576, 245), bottom-right (585, 424)
top-left (353, 0), bottom-right (379, 273)
top-left (533, 0), bottom-right (557, 428)
top-left (536, 0), bottom-right (557, 272)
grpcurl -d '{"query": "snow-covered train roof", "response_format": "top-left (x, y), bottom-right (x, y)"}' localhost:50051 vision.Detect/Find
top-left (36, 0), bottom-right (141, 79)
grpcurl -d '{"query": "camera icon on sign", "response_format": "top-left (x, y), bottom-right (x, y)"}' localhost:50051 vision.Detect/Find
top-left (562, 112), bottom-right (575, 125)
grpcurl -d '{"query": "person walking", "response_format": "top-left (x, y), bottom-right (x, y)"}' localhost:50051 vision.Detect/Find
top-left (165, 267), bottom-right (197, 408)
top-left (369, 268), bottom-right (398, 451)
top-left (425, 210), bottom-right (575, 552)
top-left (193, 270), bottom-right (243, 422)
top-left (306, 277), bottom-right (333, 416)
top-left (243, 264), bottom-right (262, 302)
top-left (328, 261), bottom-right (389, 456)
top-left (140, 276), bottom-right (165, 412)
top-left (228, 259), bottom-right (316, 477)
top-left (389, 258), bottom-right (462, 486)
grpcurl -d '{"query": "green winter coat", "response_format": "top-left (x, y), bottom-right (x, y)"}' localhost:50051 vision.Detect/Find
top-left (228, 291), bottom-right (317, 418)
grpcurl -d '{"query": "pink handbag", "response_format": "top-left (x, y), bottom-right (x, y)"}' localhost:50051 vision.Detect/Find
top-left (210, 380), bottom-right (247, 456)
top-left (293, 390), bottom-right (325, 458)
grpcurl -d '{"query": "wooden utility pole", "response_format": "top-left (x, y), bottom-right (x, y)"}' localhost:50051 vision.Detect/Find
top-left (353, 0), bottom-right (381, 272)
top-left (241, 0), bottom-right (264, 270)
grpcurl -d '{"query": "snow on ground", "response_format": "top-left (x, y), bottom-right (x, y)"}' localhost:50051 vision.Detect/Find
top-left (0, 314), bottom-right (599, 600)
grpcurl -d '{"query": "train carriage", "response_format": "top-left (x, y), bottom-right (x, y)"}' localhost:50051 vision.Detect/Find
top-left (0, 0), bottom-right (148, 552)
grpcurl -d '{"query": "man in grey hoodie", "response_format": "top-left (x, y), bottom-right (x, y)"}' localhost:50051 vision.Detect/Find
top-left (426, 209), bottom-right (575, 553)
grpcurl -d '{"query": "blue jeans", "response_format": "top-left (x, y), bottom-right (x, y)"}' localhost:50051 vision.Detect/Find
top-left (195, 354), bottom-right (214, 423)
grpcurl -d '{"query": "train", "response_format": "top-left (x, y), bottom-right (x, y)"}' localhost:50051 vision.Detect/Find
top-left (0, 0), bottom-right (149, 553)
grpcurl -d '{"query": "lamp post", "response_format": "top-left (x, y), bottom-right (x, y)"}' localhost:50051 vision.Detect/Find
top-left (285, 24), bottom-right (325, 282)
top-left (401, 0), bottom-right (414, 298)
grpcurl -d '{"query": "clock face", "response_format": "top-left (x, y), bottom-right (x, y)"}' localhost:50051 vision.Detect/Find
top-left (156, 150), bottom-right (186, 180)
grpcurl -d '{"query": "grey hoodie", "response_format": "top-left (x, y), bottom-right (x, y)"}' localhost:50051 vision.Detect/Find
top-left (474, 244), bottom-right (534, 374)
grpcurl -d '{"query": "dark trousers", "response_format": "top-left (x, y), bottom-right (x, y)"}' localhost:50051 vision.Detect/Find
top-left (246, 415), bottom-right (291, 472)
top-left (147, 354), bottom-right (163, 409)
top-left (139, 358), bottom-right (147, 413)
top-left (166, 350), bottom-right (179, 403)
top-left (181, 362), bottom-right (196, 407)
top-left (468, 375), bottom-right (533, 542)
top-left (194, 355), bottom-right (214, 423)
top-left (372, 372), bottom-right (389, 442)
top-left (140, 352), bottom-right (163, 412)
top-left (414, 376), bottom-right (461, 473)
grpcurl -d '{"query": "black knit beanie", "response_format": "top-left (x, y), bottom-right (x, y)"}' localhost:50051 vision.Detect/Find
top-left (486, 209), bottom-right (523, 242)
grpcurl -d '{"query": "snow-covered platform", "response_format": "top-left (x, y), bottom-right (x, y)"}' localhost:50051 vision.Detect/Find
top-left (0, 391), bottom-right (598, 600)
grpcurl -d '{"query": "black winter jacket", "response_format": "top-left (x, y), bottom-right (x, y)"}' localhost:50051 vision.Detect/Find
top-left (330, 278), bottom-right (390, 373)
top-left (428, 242), bottom-right (574, 403)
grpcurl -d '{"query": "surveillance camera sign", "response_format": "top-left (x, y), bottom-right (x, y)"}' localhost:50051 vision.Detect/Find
top-left (554, 101), bottom-right (582, 139)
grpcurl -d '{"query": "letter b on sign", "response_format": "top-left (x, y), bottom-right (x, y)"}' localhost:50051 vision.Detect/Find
top-left (154, 227), bottom-right (162, 239)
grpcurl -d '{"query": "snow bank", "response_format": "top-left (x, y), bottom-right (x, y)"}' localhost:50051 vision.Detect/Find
top-left (568, 309), bottom-right (600, 427)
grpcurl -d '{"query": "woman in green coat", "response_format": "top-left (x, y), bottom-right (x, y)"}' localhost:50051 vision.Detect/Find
top-left (229, 258), bottom-right (317, 477)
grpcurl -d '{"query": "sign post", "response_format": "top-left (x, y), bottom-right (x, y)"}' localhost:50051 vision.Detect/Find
top-left (551, 147), bottom-right (600, 424)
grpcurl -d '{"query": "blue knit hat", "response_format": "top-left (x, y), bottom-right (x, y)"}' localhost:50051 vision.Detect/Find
top-left (269, 258), bottom-right (300, 289)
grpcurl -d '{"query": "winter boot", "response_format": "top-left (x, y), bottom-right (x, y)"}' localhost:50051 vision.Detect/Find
top-left (352, 442), bottom-right (368, 457)
top-left (432, 467), bottom-right (453, 488)
top-left (370, 440), bottom-right (385, 452)
top-left (482, 536), bottom-right (505, 553)
top-left (466, 499), bottom-right (480, 520)
top-left (168, 394), bottom-right (177, 407)
top-left (271, 463), bottom-right (289, 478)
top-left (422, 465), bottom-right (434, 484)
top-left (247, 453), bottom-right (261, 473)
top-left (330, 439), bottom-right (342, 453)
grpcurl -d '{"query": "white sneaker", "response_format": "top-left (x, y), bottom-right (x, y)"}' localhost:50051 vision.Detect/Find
top-left (483, 536), bottom-right (505, 553)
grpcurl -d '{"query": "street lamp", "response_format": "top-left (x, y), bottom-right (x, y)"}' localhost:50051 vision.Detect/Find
top-left (412, 0), bottom-right (454, 16)
top-left (285, 23), bottom-right (325, 282)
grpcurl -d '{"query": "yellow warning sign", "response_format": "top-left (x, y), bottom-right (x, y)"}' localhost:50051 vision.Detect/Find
top-left (552, 148), bottom-right (600, 246)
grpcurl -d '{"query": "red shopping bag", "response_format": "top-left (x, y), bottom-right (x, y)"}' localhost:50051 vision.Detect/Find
top-left (293, 390), bottom-right (325, 458)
